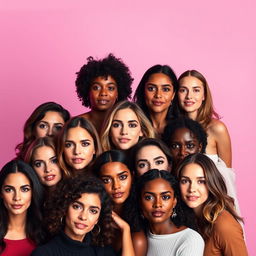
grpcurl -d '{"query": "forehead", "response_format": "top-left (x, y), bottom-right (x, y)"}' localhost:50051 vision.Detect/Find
top-left (33, 145), bottom-right (55, 158)
top-left (181, 163), bottom-right (205, 177)
top-left (66, 126), bottom-right (93, 141)
top-left (114, 108), bottom-right (139, 122)
top-left (100, 162), bottom-right (130, 176)
top-left (171, 128), bottom-right (197, 142)
top-left (41, 111), bottom-right (64, 123)
top-left (91, 75), bottom-right (117, 85)
top-left (142, 178), bottom-right (174, 193)
top-left (137, 145), bottom-right (166, 159)
top-left (147, 73), bottom-right (173, 84)
top-left (179, 76), bottom-right (204, 88)
top-left (3, 172), bottom-right (31, 186)
top-left (77, 193), bottom-right (101, 208)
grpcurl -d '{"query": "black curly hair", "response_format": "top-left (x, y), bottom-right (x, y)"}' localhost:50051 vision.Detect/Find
top-left (136, 169), bottom-right (197, 230)
top-left (75, 54), bottom-right (133, 108)
top-left (43, 176), bottom-right (114, 246)
top-left (162, 117), bottom-right (207, 153)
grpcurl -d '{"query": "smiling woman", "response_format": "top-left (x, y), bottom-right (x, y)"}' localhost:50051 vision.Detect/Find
top-left (0, 160), bottom-right (45, 255)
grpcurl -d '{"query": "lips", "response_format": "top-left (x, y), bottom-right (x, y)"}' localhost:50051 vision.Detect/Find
top-left (72, 158), bottom-right (84, 164)
top-left (75, 223), bottom-right (88, 230)
top-left (44, 175), bottom-right (55, 181)
top-left (112, 192), bottom-right (124, 199)
top-left (186, 195), bottom-right (199, 201)
top-left (97, 99), bottom-right (109, 105)
top-left (11, 204), bottom-right (23, 209)
top-left (184, 101), bottom-right (195, 106)
top-left (118, 138), bottom-right (130, 144)
top-left (152, 101), bottom-right (164, 106)
top-left (151, 211), bottom-right (165, 217)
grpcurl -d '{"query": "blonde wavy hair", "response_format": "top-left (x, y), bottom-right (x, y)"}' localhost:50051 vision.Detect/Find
top-left (100, 101), bottom-right (156, 151)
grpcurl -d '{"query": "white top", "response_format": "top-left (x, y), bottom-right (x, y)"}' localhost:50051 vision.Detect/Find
top-left (147, 228), bottom-right (204, 256)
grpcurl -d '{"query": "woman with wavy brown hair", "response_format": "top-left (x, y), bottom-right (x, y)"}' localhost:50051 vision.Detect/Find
top-left (176, 153), bottom-right (248, 256)
top-left (32, 176), bottom-right (134, 256)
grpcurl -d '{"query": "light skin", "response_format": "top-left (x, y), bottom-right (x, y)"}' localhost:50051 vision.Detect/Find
top-left (110, 108), bottom-right (143, 150)
top-left (141, 178), bottom-right (184, 235)
top-left (81, 76), bottom-right (118, 133)
top-left (64, 126), bottom-right (95, 170)
top-left (35, 111), bottom-right (65, 138)
top-left (179, 163), bottom-right (209, 216)
top-left (145, 73), bottom-right (175, 134)
top-left (99, 162), bottom-right (132, 211)
top-left (64, 193), bottom-right (101, 242)
top-left (1, 173), bottom-right (32, 240)
top-left (32, 146), bottom-right (62, 186)
top-left (178, 76), bottom-right (232, 167)
top-left (169, 128), bottom-right (202, 166)
top-left (136, 145), bottom-right (169, 176)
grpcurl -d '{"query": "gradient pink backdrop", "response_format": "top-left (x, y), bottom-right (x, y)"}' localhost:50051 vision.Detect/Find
top-left (0, 0), bottom-right (255, 254)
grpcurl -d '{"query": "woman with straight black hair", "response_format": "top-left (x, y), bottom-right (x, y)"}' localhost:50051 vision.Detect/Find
top-left (134, 65), bottom-right (178, 135)
top-left (0, 160), bottom-right (45, 255)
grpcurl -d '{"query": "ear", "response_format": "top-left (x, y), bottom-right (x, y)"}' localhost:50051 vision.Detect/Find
top-left (198, 143), bottom-right (203, 153)
top-left (139, 130), bottom-right (143, 137)
top-left (173, 197), bottom-right (177, 209)
top-left (171, 92), bottom-right (176, 101)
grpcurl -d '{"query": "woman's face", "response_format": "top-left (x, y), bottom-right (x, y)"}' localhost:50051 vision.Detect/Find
top-left (169, 128), bottom-right (202, 166)
top-left (110, 108), bottom-right (143, 150)
top-left (64, 126), bottom-right (95, 170)
top-left (178, 76), bottom-right (205, 118)
top-left (179, 163), bottom-right (209, 216)
top-left (144, 73), bottom-right (175, 115)
top-left (1, 173), bottom-right (32, 216)
top-left (89, 75), bottom-right (118, 111)
top-left (35, 111), bottom-right (65, 138)
top-left (141, 178), bottom-right (176, 225)
top-left (32, 146), bottom-right (62, 186)
top-left (136, 145), bottom-right (169, 176)
top-left (64, 193), bottom-right (101, 242)
top-left (99, 162), bottom-right (132, 205)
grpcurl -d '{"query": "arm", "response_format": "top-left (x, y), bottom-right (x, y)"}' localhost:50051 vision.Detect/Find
top-left (112, 211), bottom-right (135, 256)
top-left (131, 231), bottom-right (147, 256)
top-left (211, 120), bottom-right (232, 167)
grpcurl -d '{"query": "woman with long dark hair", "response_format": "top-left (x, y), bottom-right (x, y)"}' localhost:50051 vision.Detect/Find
top-left (0, 160), bottom-right (45, 255)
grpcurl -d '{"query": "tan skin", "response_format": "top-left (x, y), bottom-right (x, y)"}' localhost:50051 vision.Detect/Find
top-left (178, 76), bottom-right (232, 167)
top-left (80, 75), bottom-right (118, 133)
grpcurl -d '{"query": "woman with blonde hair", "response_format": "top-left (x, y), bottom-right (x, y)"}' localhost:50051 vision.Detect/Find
top-left (101, 101), bottom-right (156, 152)
top-left (177, 70), bottom-right (232, 168)
top-left (56, 117), bottom-right (102, 177)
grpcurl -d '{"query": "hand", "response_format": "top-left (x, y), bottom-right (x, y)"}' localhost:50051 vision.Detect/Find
top-left (112, 211), bottom-right (130, 232)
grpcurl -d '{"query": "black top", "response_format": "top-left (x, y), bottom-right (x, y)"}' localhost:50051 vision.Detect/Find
top-left (31, 232), bottom-right (116, 256)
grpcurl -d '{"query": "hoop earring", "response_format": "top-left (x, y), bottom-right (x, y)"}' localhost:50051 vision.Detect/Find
top-left (171, 208), bottom-right (177, 218)
top-left (91, 224), bottom-right (101, 236)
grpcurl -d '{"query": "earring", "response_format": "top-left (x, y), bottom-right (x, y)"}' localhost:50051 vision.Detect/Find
top-left (91, 224), bottom-right (101, 236)
top-left (171, 208), bottom-right (177, 218)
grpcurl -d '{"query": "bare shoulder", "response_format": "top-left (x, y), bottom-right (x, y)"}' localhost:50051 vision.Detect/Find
top-left (132, 231), bottom-right (147, 256)
top-left (207, 119), bottom-right (229, 135)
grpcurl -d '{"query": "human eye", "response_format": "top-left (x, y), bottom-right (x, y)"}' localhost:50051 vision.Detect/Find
top-left (89, 208), bottom-right (99, 214)
top-left (178, 88), bottom-right (186, 93)
top-left (3, 187), bottom-right (13, 193)
top-left (72, 202), bottom-right (82, 210)
top-left (128, 122), bottom-right (138, 128)
top-left (162, 87), bottom-right (171, 92)
top-left (198, 179), bottom-right (206, 184)
top-left (137, 162), bottom-right (147, 169)
top-left (51, 157), bottom-right (58, 164)
top-left (162, 194), bottom-right (170, 200)
top-left (170, 143), bottom-right (179, 150)
top-left (180, 178), bottom-right (189, 184)
top-left (155, 159), bottom-right (164, 165)
top-left (101, 177), bottom-right (111, 184)
top-left (21, 186), bottom-right (31, 192)
top-left (33, 160), bottom-right (43, 168)
top-left (147, 86), bottom-right (155, 92)
top-left (144, 194), bottom-right (153, 200)
top-left (112, 122), bottom-right (120, 128)
top-left (119, 174), bottom-right (128, 181)
top-left (65, 142), bottom-right (72, 148)
top-left (91, 85), bottom-right (100, 91)
top-left (194, 88), bottom-right (201, 93)
top-left (108, 86), bottom-right (116, 91)
top-left (186, 143), bottom-right (195, 149)
top-left (54, 125), bottom-right (63, 131)
top-left (81, 141), bottom-right (90, 147)
top-left (38, 123), bottom-right (47, 129)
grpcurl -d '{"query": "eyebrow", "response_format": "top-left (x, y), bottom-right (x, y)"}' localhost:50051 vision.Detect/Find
top-left (3, 184), bottom-right (31, 188)
top-left (146, 83), bottom-right (172, 87)
top-left (113, 119), bottom-right (139, 123)
top-left (74, 200), bottom-right (101, 210)
top-left (91, 82), bottom-right (116, 86)
top-left (153, 156), bottom-right (165, 161)
top-left (39, 121), bottom-right (63, 125)
top-left (101, 171), bottom-right (129, 177)
top-left (181, 175), bottom-right (205, 179)
top-left (65, 139), bottom-right (92, 142)
top-left (143, 191), bottom-right (172, 195)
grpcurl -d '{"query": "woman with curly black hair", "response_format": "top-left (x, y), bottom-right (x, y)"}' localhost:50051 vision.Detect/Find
top-left (93, 150), bottom-right (137, 255)
top-left (32, 176), bottom-right (134, 256)
top-left (75, 54), bottom-right (133, 133)
top-left (133, 65), bottom-right (178, 135)
top-left (0, 160), bottom-right (45, 255)
top-left (136, 169), bottom-right (204, 256)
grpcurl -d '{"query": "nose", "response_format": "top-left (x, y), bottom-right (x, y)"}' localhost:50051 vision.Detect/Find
top-left (79, 210), bottom-right (88, 221)
top-left (178, 145), bottom-right (188, 157)
top-left (45, 163), bottom-right (51, 173)
top-left (153, 197), bottom-right (162, 208)
top-left (13, 191), bottom-right (21, 201)
top-left (185, 89), bottom-right (192, 99)
top-left (154, 88), bottom-right (162, 98)
top-left (112, 178), bottom-right (121, 190)
top-left (74, 144), bottom-right (81, 155)
top-left (121, 124), bottom-right (128, 135)
top-left (189, 181), bottom-right (197, 193)
top-left (47, 126), bottom-right (53, 137)
top-left (100, 86), bottom-right (108, 96)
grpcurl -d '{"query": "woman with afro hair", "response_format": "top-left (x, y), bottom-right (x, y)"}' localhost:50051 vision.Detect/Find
top-left (75, 54), bottom-right (133, 133)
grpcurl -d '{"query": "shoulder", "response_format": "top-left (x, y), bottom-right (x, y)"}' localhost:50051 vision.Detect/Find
top-left (180, 228), bottom-right (204, 244)
top-left (93, 245), bottom-right (117, 256)
top-left (31, 236), bottom-right (60, 256)
top-left (207, 119), bottom-right (228, 135)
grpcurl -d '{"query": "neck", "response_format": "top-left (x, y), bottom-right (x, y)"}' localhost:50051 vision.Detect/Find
top-left (149, 220), bottom-right (175, 235)
top-left (114, 203), bottom-right (123, 216)
top-left (82, 109), bottom-right (107, 133)
top-left (6, 213), bottom-right (27, 239)
top-left (187, 111), bottom-right (198, 120)
top-left (149, 111), bottom-right (167, 134)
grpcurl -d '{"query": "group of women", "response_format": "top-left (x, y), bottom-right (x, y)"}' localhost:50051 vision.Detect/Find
top-left (0, 53), bottom-right (248, 255)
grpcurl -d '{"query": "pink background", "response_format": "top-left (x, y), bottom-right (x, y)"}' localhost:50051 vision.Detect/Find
top-left (0, 0), bottom-right (255, 254)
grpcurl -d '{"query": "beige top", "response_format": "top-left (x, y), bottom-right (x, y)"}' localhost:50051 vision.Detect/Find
top-left (204, 210), bottom-right (248, 256)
